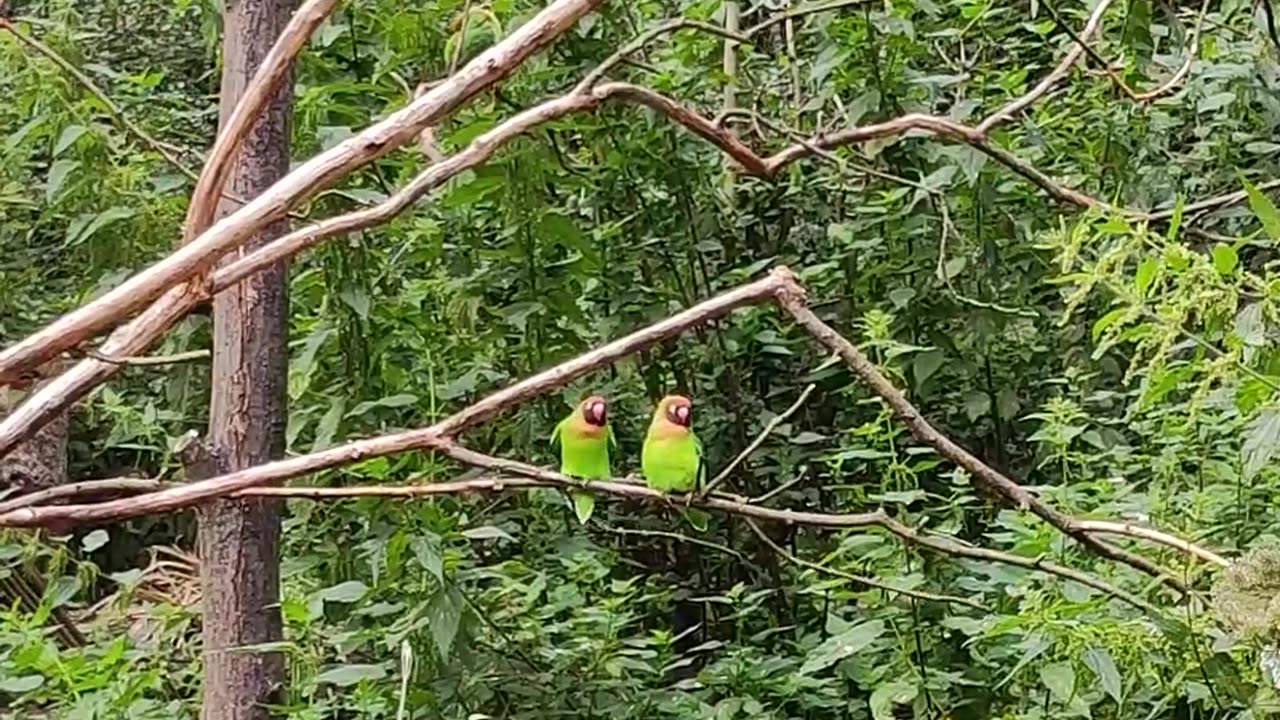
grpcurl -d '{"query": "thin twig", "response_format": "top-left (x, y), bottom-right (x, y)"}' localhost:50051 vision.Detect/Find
top-left (702, 383), bottom-right (816, 497)
top-left (0, 17), bottom-right (197, 180)
top-left (0, 478), bottom-right (168, 514)
top-left (745, 519), bottom-right (984, 610)
top-left (84, 349), bottom-right (210, 366)
top-left (596, 522), bottom-right (746, 561)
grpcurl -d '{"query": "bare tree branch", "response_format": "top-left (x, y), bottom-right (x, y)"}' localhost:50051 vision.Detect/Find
top-left (183, 0), bottom-right (338, 243)
top-left (0, 0), bottom-right (605, 387)
top-left (976, 0), bottom-right (1118, 133)
top-left (774, 293), bottom-right (1188, 592)
top-left (0, 268), bottom-right (794, 527)
top-left (0, 478), bottom-right (168, 514)
top-left (1073, 519), bottom-right (1228, 567)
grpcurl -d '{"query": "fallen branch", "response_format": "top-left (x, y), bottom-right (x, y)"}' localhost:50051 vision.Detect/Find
top-left (0, 477), bottom-right (168, 514)
top-left (0, 0), bottom-right (605, 386)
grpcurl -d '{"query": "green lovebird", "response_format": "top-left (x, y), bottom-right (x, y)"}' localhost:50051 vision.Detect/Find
top-left (550, 394), bottom-right (615, 525)
top-left (641, 394), bottom-right (704, 494)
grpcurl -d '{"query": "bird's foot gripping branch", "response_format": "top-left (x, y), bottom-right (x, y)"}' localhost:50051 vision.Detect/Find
top-left (0, 266), bottom-right (1221, 608)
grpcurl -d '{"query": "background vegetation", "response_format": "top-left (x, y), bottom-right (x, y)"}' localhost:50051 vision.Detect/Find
top-left (3, 0), bottom-right (1280, 717)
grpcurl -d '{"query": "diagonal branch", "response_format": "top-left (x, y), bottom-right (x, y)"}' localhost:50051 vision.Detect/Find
top-left (774, 293), bottom-right (1188, 592)
top-left (976, 0), bottom-right (1118, 133)
top-left (0, 0), bottom-right (605, 387)
top-left (0, 268), bottom-right (795, 527)
top-left (702, 382), bottom-right (816, 497)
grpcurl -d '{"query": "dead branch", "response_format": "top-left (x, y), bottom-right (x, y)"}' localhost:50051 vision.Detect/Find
top-left (0, 268), bottom-right (794, 527)
top-left (774, 295), bottom-right (1188, 592)
top-left (1073, 519), bottom-right (1229, 567)
top-left (0, 477), bottom-right (168, 514)
top-left (0, 0), bottom-right (605, 387)
top-left (976, 0), bottom-right (1118, 133)
top-left (183, 0), bottom-right (338, 242)
top-left (743, 519), bottom-right (985, 610)
top-left (84, 349), bottom-right (210, 366)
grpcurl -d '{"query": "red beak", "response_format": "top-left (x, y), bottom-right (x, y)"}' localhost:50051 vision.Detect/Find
top-left (590, 402), bottom-right (606, 424)
top-left (675, 405), bottom-right (690, 425)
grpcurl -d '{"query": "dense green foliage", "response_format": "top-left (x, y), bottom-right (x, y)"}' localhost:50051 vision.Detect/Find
top-left (4, 0), bottom-right (1280, 717)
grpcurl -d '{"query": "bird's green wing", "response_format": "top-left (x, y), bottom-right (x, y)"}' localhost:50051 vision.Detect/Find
top-left (692, 430), bottom-right (706, 490)
top-left (550, 416), bottom-right (566, 448)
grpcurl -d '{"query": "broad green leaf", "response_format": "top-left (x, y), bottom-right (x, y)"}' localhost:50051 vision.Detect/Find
top-left (45, 159), bottom-right (80, 202)
top-left (0, 675), bottom-right (44, 693)
top-left (799, 619), bottom-right (885, 675)
top-left (1243, 177), bottom-right (1280, 241)
top-left (1083, 647), bottom-right (1123, 703)
top-left (53, 124), bottom-right (88, 156)
top-left (1040, 661), bottom-right (1075, 703)
top-left (869, 679), bottom-right (918, 720)
top-left (1212, 244), bottom-right (1238, 274)
top-left (1122, 0), bottom-right (1153, 62)
top-left (462, 525), bottom-right (515, 542)
top-left (65, 206), bottom-right (136, 248)
top-left (427, 586), bottom-right (464, 661)
top-left (1092, 308), bottom-right (1126, 342)
top-left (412, 535), bottom-right (444, 582)
top-left (1243, 408), bottom-right (1280, 481)
top-left (1134, 257), bottom-right (1159, 296)
top-left (46, 576), bottom-right (81, 608)
top-left (313, 664), bottom-right (387, 687)
top-left (318, 580), bottom-right (368, 603)
top-left (913, 349), bottom-right (945, 386)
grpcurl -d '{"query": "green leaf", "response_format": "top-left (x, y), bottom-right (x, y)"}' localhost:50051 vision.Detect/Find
top-left (1083, 647), bottom-right (1123, 703)
top-left (53, 124), bottom-right (88, 156)
top-left (571, 492), bottom-right (595, 525)
top-left (1165, 195), bottom-right (1184, 242)
top-left (1122, 0), bottom-right (1153, 62)
top-left (318, 580), bottom-right (368, 603)
top-left (65, 206), bottom-right (136, 248)
top-left (913, 349), bottom-right (945, 386)
top-left (46, 576), bottom-right (81, 608)
top-left (81, 529), bottom-right (109, 553)
top-left (0, 675), bottom-right (45, 693)
top-left (1092, 308), bottom-right (1126, 342)
top-left (1243, 407), bottom-right (1280, 481)
top-left (45, 159), bottom-right (80, 202)
top-left (411, 535), bottom-right (444, 582)
top-left (869, 679), bottom-right (918, 720)
top-left (1134, 257), bottom-right (1159, 297)
top-left (1040, 661), bottom-right (1075, 703)
top-left (1243, 177), bottom-right (1280, 241)
top-left (462, 525), bottom-right (515, 542)
top-left (799, 619), bottom-right (885, 675)
top-left (313, 664), bottom-right (387, 687)
top-left (1212, 244), bottom-right (1238, 274)
top-left (427, 586), bottom-right (464, 661)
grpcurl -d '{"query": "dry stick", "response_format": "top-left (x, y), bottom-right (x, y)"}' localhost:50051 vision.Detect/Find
top-left (0, 478), bottom-right (168, 514)
top-left (743, 0), bottom-right (874, 37)
top-left (0, 0), bottom-right (605, 387)
top-left (775, 294), bottom-right (1188, 592)
top-left (743, 519), bottom-right (984, 610)
top-left (976, 0), bottom-right (1118, 133)
top-left (1050, 0), bottom-right (1210, 104)
top-left (183, 0), bottom-right (339, 242)
top-left (84, 349), bottom-right (210, 366)
top-left (596, 522), bottom-right (747, 561)
top-left (0, 268), bottom-right (796, 528)
top-left (1073, 520), bottom-right (1228, 567)
top-left (0, 16), bottom-right (196, 181)
top-left (701, 383), bottom-right (816, 497)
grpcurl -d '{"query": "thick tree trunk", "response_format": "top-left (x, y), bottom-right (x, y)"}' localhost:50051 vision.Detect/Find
top-left (196, 1), bottom-right (295, 719)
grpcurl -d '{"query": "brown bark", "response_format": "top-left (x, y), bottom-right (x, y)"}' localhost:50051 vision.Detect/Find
top-left (195, 1), bottom-right (294, 718)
